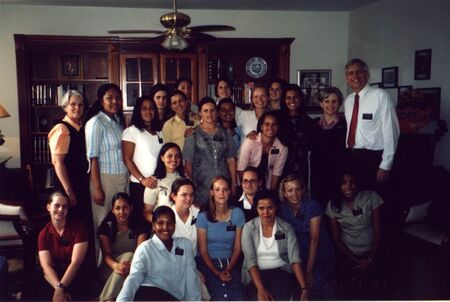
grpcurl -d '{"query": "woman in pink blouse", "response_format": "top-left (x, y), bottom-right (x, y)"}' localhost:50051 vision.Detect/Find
top-left (237, 111), bottom-right (288, 191)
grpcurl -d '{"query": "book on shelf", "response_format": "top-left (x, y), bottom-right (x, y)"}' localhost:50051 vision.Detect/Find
top-left (33, 135), bottom-right (50, 163)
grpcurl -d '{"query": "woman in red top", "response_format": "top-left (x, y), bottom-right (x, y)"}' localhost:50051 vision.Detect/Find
top-left (35, 191), bottom-right (89, 301)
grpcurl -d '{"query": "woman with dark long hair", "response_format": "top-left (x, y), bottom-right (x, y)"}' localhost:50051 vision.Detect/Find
top-left (97, 192), bottom-right (148, 302)
top-left (149, 83), bottom-right (170, 130)
top-left (143, 142), bottom-right (184, 223)
top-left (85, 83), bottom-right (128, 247)
top-left (122, 96), bottom-right (162, 216)
top-left (218, 98), bottom-right (242, 155)
top-left (278, 84), bottom-right (315, 181)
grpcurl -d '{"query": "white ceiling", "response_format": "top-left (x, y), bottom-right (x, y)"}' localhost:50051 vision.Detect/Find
top-left (0, 0), bottom-right (379, 11)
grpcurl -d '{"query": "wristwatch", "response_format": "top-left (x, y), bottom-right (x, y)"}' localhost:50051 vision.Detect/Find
top-left (56, 282), bottom-right (67, 291)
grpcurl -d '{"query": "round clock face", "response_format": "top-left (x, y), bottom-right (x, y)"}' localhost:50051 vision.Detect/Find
top-left (246, 57), bottom-right (268, 79)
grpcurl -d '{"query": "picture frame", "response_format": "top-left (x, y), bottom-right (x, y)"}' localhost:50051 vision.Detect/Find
top-left (414, 49), bottom-right (432, 80)
top-left (58, 55), bottom-right (82, 79)
top-left (297, 69), bottom-right (332, 113)
top-left (381, 66), bottom-right (398, 88)
top-left (396, 87), bottom-right (441, 134)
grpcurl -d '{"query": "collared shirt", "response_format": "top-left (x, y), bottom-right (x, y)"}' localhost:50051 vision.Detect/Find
top-left (237, 133), bottom-right (288, 189)
top-left (85, 111), bottom-right (127, 174)
top-left (344, 84), bottom-right (400, 170)
top-left (48, 115), bottom-right (81, 154)
top-left (38, 219), bottom-right (88, 268)
top-left (325, 191), bottom-right (383, 255)
top-left (161, 115), bottom-right (198, 150)
top-left (122, 125), bottom-right (163, 182)
top-left (116, 236), bottom-right (201, 302)
top-left (171, 204), bottom-right (200, 255)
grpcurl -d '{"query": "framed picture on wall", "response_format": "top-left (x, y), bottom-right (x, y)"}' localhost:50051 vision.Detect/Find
top-left (414, 49), bottom-right (432, 80)
top-left (297, 69), bottom-right (332, 113)
top-left (58, 55), bottom-right (82, 80)
top-left (381, 66), bottom-right (398, 88)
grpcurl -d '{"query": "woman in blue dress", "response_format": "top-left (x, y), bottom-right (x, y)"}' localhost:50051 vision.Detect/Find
top-left (279, 174), bottom-right (336, 300)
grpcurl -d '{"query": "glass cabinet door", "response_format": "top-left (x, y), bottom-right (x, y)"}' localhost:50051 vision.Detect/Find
top-left (160, 53), bottom-right (197, 102)
top-left (120, 54), bottom-right (158, 110)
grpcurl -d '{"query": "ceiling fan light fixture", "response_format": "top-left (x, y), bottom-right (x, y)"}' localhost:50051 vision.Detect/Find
top-left (162, 31), bottom-right (189, 50)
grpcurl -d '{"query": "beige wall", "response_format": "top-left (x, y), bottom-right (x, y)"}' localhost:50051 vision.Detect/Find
top-left (0, 5), bottom-right (349, 168)
top-left (348, 0), bottom-right (450, 169)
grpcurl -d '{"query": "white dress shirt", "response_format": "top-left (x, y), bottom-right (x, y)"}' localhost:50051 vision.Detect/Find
top-left (116, 236), bottom-right (201, 301)
top-left (171, 205), bottom-right (200, 255)
top-left (344, 84), bottom-right (400, 170)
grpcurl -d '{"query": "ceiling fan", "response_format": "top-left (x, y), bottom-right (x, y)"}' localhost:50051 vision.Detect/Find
top-left (108, 0), bottom-right (236, 50)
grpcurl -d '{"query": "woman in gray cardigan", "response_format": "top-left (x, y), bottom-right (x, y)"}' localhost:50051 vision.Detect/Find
top-left (241, 190), bottom-right (308, 301)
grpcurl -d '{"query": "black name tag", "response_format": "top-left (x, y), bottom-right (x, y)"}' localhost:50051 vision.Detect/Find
top-left (58, 238), bottom-right (70, 246)
top-left (191, 217), bottom-right (197, 225)
top-left (226, 223), bottom-right (236, 231)
top-left (275, 232), bottom-right (286, 240)
top-left (158, 136), bottom-right (163, 144)
top-left (352, 208), bottom-right (363, 216)
top-left (271, 148), bottom-right (280, 154)
top-left (362, 113), bottom-right (373, 120)
top-left (175, 247), bottom-right (184, 256)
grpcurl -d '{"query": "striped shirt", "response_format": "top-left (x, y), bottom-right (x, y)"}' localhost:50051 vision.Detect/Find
top-left (85, 111), bottom-right (127, 174)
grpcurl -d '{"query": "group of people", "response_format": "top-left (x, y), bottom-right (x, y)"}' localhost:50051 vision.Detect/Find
top-left (32, 58), bottom-right (399, 301)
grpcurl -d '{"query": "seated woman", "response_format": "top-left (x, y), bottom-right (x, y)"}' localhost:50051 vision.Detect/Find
top-left (116, 206), bottom-right (201, 301)
top-left (237, 111), bottom-right (288, 190)
top-left (242, 190), bottom-right (308, 301)
top-left (35, 191), bottom-right (89, 301)
top-left (279, 174), bottom-right (336, 300)
top-left (196, 176), bottom-right (246, 301)
top-left (97, 192), bottom-right (148, 302)
top-left (325, 173), bottom-right (383, 298)
top-left (143, 143), bottom-right (184, 223)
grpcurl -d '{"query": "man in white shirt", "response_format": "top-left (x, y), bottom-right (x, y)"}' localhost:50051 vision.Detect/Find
top-left (344, 58), bottom-right (400, 191)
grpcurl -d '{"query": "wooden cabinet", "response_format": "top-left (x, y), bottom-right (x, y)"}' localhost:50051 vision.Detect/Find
top-left (15, 35), bottom-right (293, 192)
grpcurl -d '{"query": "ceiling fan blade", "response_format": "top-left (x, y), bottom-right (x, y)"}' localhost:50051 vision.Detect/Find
top-left (189, 25), bottom-right (235, 32)
top-left (108, 29), bottom-right (165, 34)
top-left (185, 31), bottom-right (216, 40)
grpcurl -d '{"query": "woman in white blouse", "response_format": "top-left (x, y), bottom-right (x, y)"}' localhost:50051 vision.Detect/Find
top-left (122, 96), bottom-right (162, 215)
top-left (235, 84), bottom-right (269, 137)
top-left (242, 190), bottom-right (308, 301)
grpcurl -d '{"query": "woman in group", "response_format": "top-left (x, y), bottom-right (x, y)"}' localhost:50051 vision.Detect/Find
top-left (161, 90), bottom-right (197, 150)
top-left (268, 78), bottom-right (287, 111)
top-left (48, 90), bottom-right (90, 220)
top-left (122, 96), bottom-right (162, 215)
top-left (310, 87), bottom-right (347, 208)
top-left (175, 77), bottom-right (197, 113)
top-left (183, 97), bottom-right (237, 209)
top-left (218, 98), bottom-right (242, 155)
top-left (35, 191), bottom-right (89, 301)
top-left (279, 174), bottom-right (336, 300)
top-left (214, 77), bottom-right (233, 103)
top-left (242, 190), bottom-right (308, 301)
top-left (117, 206), bottom-right (201, 301)
top-left (97, 192), bottom-right (148, 302)
top-left (236, 84), bottom-right (269, 137)
top-left (326, 173), bottom-right (383, 297)
top-left (278, 84), bottom-right (315, 181)
top-left (150, 83), bottom-right (170, 130)
top-left (143, 143), bottom-right (184, 223)
top-left (197, 176), bottom-right (246, 301)
top-left (85, 83), bottom-right (128, 242)
top-left (238, 111), bottom-right (288, 191)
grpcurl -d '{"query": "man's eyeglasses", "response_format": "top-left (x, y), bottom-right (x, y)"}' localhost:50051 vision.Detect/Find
top-left (242, 179), bottom-right (258, 185)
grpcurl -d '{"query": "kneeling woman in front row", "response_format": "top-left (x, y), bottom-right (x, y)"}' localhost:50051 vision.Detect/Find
top-left (242, 190), bottom-right (309, 301)
top-left (117, 206), bottom-right (201, 301)
top-left (35, 191), bottom-right (89, 301)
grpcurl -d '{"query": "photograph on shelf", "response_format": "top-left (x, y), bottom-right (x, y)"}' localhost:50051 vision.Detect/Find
top-left (381, 66), bottom-right (398, 88)
top-left (396, 86), bottom-right (440, 133)
top-left (297, 69), bottom-right (331, 113)
top-left (58, 55), bottom-right (82, 79)
top-left (414, 49), bottom-right (432, 80)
